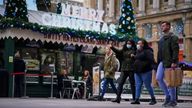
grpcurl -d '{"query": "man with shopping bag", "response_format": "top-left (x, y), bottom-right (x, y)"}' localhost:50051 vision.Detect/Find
top-left (156, 21), bottom-right (180, 107)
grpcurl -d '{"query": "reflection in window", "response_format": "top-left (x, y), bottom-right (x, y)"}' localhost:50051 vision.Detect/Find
top-left (61, 51), bottom-right (73, 75)
top-left (142, 23), bottom-right (152, 40)
top-left (171, 20), bottom-right (184, 37)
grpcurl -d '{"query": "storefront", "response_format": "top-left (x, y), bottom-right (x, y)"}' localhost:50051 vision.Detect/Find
top-left (0, 2), bottom-right (120, 97)
top-left (0, 26), bottom-right (109, 97)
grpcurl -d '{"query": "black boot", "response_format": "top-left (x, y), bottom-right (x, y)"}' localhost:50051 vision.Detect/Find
top-left (149, 97), bottom-right (157, 105)
top-left (111, 97), bottom-right (121, 103)
top-left (131, 99), bottom-right (140, 104)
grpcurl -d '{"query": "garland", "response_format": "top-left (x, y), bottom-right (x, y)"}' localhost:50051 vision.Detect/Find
top-left (0, 17), bottom-right (139, 41)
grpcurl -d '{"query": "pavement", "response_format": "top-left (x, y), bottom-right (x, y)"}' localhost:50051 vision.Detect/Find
top-left (0, 98), bottom-right (192, 108)
top-left (103, 94), bottom-right (192, 102)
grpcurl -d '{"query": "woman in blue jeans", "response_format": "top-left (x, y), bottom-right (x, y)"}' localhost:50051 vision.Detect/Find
top-left (131, 39), bottom-right (156, 105)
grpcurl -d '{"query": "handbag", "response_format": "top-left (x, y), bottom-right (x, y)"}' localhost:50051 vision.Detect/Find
top-left (152, 70), bottom-right (158, 87)
top-left (164, 68), bottom-right (183, 87)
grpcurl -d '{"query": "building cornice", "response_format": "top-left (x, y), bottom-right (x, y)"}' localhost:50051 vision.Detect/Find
top-left (136, 8), bottom-right (192, 21)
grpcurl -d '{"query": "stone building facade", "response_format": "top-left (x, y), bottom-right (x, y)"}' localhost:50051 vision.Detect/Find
top-left (132, 0), bottom-right (192, 62)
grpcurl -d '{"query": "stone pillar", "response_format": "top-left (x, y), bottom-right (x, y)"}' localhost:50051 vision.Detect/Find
top-left (138, 0), bottom-right (145, 16)
top-left (109, 0), bottom-right (114, 18)
top-left (183, 19), bottom-right (192, 61)
top-left (152, 0), bottom-right (160, 13)
top-left (151, 24), bottom-right (160, 62)
top-left (137, 24), bottom-right (145, 38)
top-left (151, 41), bottom-right (159, 62)
top-left (97, 0), bottom-right (103, 10)
top-left (152, 24), bottom-right (159, 40)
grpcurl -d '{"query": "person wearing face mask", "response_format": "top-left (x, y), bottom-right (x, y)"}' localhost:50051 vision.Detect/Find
top-left (110, 40), bottom-right (136, 103)
top-left (131, 39), bottom-right (157, 105)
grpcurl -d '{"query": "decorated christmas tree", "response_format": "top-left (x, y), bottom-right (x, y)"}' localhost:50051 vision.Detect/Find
top-left (4, 0), bottom-right (28, 22)
top-left (118, 0), bottom-right (136, 37)
top-left (4, 0), bottom-right (16, 18)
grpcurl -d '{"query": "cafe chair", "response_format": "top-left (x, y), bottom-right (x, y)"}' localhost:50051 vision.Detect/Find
top-left (62, 79), bottom-right (80, 99)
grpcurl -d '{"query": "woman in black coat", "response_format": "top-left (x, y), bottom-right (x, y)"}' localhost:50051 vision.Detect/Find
top-left (131, 39), bottom-right (156, 105)
top-left (111, 40), bottom-right (136, 103)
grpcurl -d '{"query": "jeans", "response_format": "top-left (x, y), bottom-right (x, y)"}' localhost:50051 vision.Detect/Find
top-left (101, 78), bottom-right (117, 97)
top-left (156, 62), bottom-right (176, 102)
top-left (134, 71), bottom-right (155, 99)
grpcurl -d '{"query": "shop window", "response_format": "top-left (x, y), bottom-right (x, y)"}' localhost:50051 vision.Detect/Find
top-left (60, 51), bottom-right (74, 76)
top-left (22, 48), bottom-right (40, 71)
top-left (142, 23), bottom-right (152, 40)
top-left (81, 45), bottom-right (94, 54)
top-left (41, 51), bottom-right (56, 74)
top-left (63, 52), bottom-right (73, 75)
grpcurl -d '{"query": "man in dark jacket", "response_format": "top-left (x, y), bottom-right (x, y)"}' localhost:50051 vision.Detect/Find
top-left (14, 51), bottom-right (26, 97)
top-left (156, 21), bottom-right (179, 107)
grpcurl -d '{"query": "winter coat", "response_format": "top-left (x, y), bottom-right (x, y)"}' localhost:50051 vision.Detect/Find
top-left (134, 48), bottom-right (155, 73)
top-left (14, 58), bottom-right (26, 73)
top-left (111, 47), bottom-right (135, 72)
top-left (104, 53), bottom-right (118, 79)
top-left (157, 32), bottom-right (179, 68)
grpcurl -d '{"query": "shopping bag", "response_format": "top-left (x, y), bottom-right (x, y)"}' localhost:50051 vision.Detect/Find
top-left (152, 70), bottom-right (158, 87)
top-left (164, 68), bottom-right (183, 87)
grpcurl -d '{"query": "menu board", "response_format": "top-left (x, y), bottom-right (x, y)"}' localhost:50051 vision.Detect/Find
top-left (25, 59), bottom-right (40, 71)
top-left (92, 66), bottom-right (100, 96)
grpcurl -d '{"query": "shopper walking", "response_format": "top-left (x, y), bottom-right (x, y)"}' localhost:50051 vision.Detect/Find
top-left (99, 45), bottom-right (118, 101)
top-left (111, 40), bottom-right (136, 103)
top-left (156, 21), bottom-right (179, 107)
top-left (131, 39), bottom-right (157, 105)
